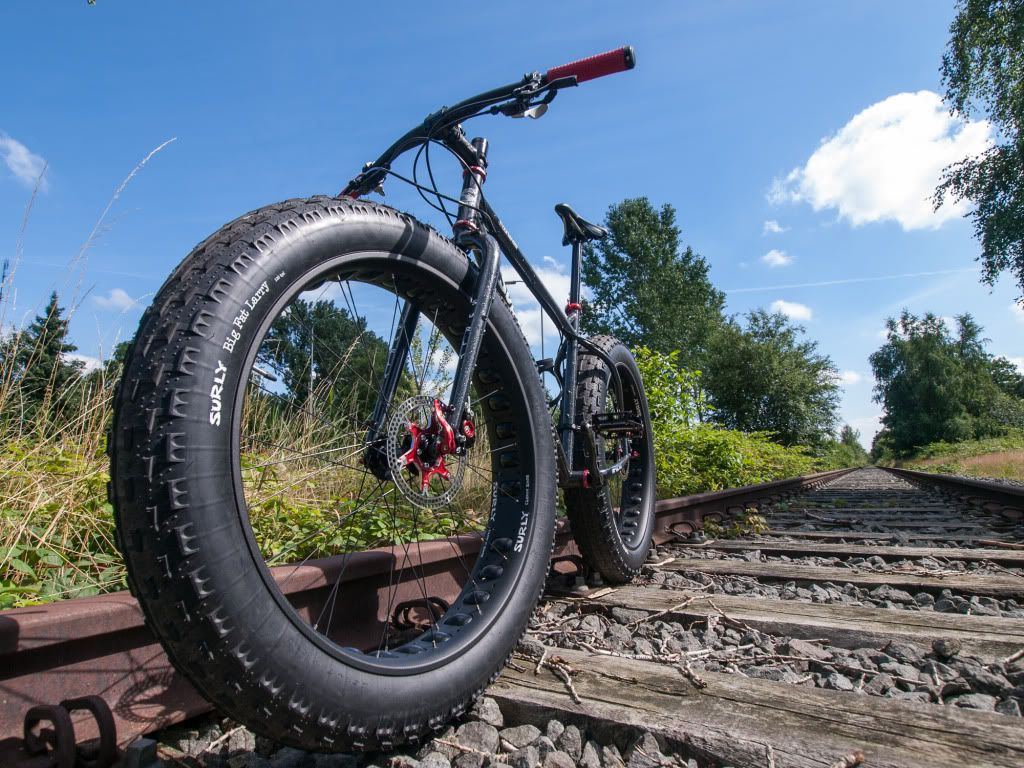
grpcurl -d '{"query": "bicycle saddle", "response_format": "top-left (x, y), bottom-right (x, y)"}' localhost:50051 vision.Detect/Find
top-left (554, 203), bottom-right (608, 246)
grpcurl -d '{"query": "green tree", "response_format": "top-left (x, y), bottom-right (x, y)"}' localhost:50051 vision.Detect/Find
top-left (581, 198), bottom-right (725, 370)
top-left (257, 298), bottom-right (398, 417)
top-left (819, 424), bottom-right (870, 468)
top-left (632, 346), bottom-right (818, 494)
top-left (869, 311), bottom-right (1015, 452)
top-left (989, 355), bottom-right (1024, 397)
top-left (2, 292), bottom-right (84, 417)
top-left (701, 310), bottom-right (840, 447)
top-left (839, 424), bottom-right (862, 448)
top-left (936, 0), bottom-right (1024, 293)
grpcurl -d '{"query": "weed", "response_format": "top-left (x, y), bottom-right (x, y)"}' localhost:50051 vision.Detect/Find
top-left (702, 508), bottom-right (768, 539)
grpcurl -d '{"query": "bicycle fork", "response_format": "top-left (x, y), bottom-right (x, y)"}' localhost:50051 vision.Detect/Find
top-left (363, 139), bottom-right (497, 472)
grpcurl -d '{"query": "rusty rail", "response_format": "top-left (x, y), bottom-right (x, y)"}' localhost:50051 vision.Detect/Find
top-left (882, 466), bottom-right (1024, 521)
top-left (0, 467), bottom-right (851, 762)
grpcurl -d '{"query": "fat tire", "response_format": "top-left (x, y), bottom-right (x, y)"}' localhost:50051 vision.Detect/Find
top-left (109, 196), bottom-right (556, 752)
top-left (563, 335), bottom-right (656, 583)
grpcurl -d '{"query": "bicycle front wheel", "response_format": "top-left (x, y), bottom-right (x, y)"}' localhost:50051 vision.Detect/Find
top-left (111, 197), bottom-right (556, 751)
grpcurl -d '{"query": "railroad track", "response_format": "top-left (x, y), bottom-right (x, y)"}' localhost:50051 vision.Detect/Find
top-left (4, 467), bottom-right (1024, 768)
top-left (494, 467), bottom-right (1024, 768)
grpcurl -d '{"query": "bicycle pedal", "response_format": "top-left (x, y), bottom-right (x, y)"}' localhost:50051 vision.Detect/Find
top-left (592, 411), bottom-right (644, 436)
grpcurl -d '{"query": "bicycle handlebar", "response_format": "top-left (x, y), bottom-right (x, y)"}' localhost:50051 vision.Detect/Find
top-left (544, 46), bottom-right (636, 85)
top-left (342, 45), bottom-right (635, 197)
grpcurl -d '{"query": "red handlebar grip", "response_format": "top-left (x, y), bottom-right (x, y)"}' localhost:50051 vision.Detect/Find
top-left (545, 46), bottom-right (636, 84)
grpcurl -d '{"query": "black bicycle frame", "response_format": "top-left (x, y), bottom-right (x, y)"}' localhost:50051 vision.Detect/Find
top-left (349, 69), bottom-right (628, 488)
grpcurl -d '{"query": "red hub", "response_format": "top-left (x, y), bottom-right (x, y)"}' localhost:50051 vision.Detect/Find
top-left (398, 399), bottom-right (459, 492)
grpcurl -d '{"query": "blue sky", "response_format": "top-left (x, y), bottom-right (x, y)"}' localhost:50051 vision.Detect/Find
top-left (2, 1), bottom-right (1021, 448)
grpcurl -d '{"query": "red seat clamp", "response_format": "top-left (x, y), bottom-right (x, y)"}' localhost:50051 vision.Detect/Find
top-left (565, 301), bottom-right (582, 315)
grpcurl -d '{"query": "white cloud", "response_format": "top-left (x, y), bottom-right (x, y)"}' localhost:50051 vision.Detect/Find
top-left (838, 370), bottom-right (863, 385)
top-left (761, 249), bottom-right (794, 268)
top-left (0, 133), bottom-right (48, 190)
top-left (93, 288), bottom-right (138, 311)
top-left (1011, 302), bottom-right (1024, 324)
top-left (1008, 356), bottom-right (1024, 372)
top-left (770, 299), bottom-right (812, 321)
top-left (762, 219), bottom-right (786, 235)
top-left (769, 91), bottom-right (991, 230)
top-left (501, 264), bottom-right (570, 352)
top-left (67, 353), bottom-right (102, 373)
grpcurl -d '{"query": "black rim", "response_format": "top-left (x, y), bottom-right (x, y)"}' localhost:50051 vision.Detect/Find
top-left (604, 361), bottom-right (650, 552)
top-left (229, 252), bottom-right (537, 675)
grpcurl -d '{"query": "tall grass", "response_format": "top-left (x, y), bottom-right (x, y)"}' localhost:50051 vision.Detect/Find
top-left (1, 140), bottom-right (177, 608)
top-left (0, 136), bottom-right (495, 609)
top-left (237, 362), bottom-right (493, 568)
top-left (0, 296), bottom-right (496, 609)
top-left (887, 428), bottom-right (1024, 481)
top-left (0, 359), bottom-right (122, 607)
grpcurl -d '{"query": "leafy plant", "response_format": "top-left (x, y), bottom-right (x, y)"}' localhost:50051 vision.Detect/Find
top-left (633, 347), bottom-right (821, 498)
top-left (936, 0), bottom-right (1024, 294)
top-left (702, 508), bottom-right (769, 539)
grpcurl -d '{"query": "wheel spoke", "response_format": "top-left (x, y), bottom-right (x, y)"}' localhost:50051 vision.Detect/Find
top-left (236, 263), bottom-right (520, 665)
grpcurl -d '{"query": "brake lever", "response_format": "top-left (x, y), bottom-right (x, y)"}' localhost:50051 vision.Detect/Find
top-left (497, 76), bottom-right (577, 119)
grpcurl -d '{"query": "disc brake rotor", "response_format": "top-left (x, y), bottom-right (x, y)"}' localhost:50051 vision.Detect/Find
top-left (385, 395), bottom-right (468, 509)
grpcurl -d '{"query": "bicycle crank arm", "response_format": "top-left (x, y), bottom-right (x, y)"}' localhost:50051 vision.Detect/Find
top-left (564, 420), bottom-right (633, 491)
top-left (447, 231), bottom-right (502, 432)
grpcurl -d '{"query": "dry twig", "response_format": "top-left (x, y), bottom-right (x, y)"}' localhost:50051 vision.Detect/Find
top-left (435, 738), bottom-right (508, 762)
top-left (828, 750), bottom-right (865, 768)
top-left (535, 646), bottom-right (548, 675)
top-left (1003, 647), bottom-right (1024, 665)
top-left (545, 656), bottom-right (583, 704)
top-left (202, 725), bottom-right (246, 754)
top-left (627, 597), bottom-right (698, 627)
top-left (678, 659), bottom-right (707, 689)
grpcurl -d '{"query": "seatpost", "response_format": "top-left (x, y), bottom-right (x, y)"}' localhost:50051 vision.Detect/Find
top-left (560, 240), bottom-right (584, 461)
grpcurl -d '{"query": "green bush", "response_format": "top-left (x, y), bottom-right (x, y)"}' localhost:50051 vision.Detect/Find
top-left (815, 440), bottom-right (870, 470)
top-left (633, 347), bottom-right (819, 496)
top-left (912, 428), bottom-right (1024, 459)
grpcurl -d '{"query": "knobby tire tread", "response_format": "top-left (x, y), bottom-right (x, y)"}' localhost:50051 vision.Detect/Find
top-left (563, 335), bottom-right (655, 583)
top-left (110, 196), bottom-right (556, 752)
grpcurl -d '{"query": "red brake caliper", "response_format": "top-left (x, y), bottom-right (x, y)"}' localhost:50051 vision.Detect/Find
top-left (398, 399), bottom-right (459, 492)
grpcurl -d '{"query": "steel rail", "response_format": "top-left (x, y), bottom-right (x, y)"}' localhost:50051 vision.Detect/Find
top-left (0, 468), bottom-right (852, 763)
top-left (882, 467), bottom-right (1024, 521)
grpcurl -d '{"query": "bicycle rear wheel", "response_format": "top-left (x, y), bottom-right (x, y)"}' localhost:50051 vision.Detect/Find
top-left (111, 197), bottom-right (555, 751)
top-left (563, 335), bottom-right (655, 582)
